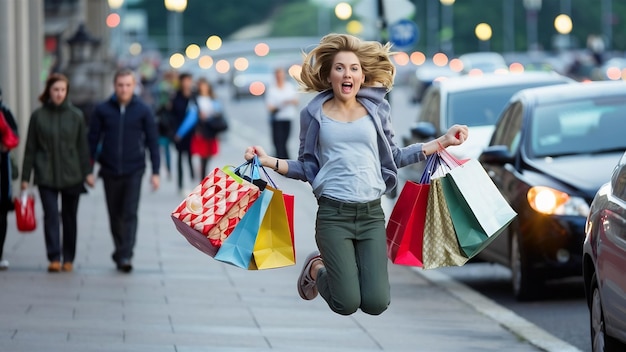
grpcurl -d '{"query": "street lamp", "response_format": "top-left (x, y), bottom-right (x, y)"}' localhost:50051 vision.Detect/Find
top-left (475, 23), bottom-right (492, 51)
top-left (164, 0), bottom-right (187, 54)
top-left (523, 0), bottom-right (542, 51)
top-left (440, 0), bottom-right (455, 56)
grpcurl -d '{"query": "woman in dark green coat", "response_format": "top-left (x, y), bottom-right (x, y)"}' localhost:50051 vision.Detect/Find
top-left (21, 73), bottom-right (94, 273)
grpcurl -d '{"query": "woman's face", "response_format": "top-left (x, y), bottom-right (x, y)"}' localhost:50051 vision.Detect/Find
top-left (328, 51), bottom-right (365, 101)
top-left (198, 81), bottom-right (211, 96)
top-left (49, 80), bottom-right (68, 105)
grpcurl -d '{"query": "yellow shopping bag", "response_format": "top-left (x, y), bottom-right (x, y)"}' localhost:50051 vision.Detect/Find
top-left (251, 186), bottom-right (296, 270)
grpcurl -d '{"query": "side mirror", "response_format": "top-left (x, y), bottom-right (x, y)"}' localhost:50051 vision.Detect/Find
top-left (410, 122), bottom-right (437, 140)
top-left (480, 145), bottom-right (514, 165)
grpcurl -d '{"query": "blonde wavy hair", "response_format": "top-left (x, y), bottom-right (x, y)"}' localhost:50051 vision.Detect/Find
top-left (297, 33), bottom-right (395, 92)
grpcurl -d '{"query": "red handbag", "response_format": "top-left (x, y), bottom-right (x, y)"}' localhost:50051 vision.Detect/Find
top-left (0, 111), bottom-right (18, 150)
top-left (15, 190), bottom-right (36, 232)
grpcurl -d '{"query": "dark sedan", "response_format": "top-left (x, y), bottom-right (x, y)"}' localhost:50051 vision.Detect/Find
top-left (478, 81), bottom-right (626, 301)
top-left (584, 151), bottom-right (626, 352)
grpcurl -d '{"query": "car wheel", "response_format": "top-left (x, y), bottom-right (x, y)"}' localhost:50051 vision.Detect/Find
top-left (591, 273), bottom-right (624, 352)
top-left (511, 231), bottom-right (543, 301)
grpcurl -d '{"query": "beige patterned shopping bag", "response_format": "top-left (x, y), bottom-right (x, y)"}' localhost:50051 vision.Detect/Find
top-left (422, 178), bottom-right (468, 269)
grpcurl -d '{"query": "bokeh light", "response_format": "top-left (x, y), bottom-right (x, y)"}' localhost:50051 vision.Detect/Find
top-left (393, 52), bottom-right (410, 66)
top-left (468, 68), bottom-right (484, 76)
top-left (440, 0), bottom-right (455, 5)
top-left (206, 35), bottom-right (222, 50)
top-left (346, 20), bottom-right (363, 35)
top-left (215, 59), bottom-right (230, 74)
top-left (169, 53), bottom-right (185, 69)
top-left (335, 2), bottom-right (352, 20)
top-left (475, 23), bottom-right (492, 41)
top-left (432, 53), bottom-right (449, 66)
top-left (106, 13), bottom-right (121, 28)
top-left (249, 81), bottom-right (266, 96)
top-left (234, 57), bottom-right (249, 71)
top-left (410, 52), bottom-right (426, 65)
top-left (509, 62), bottom-right (525, 73)
top-left (254, 43), bottom-right (270, 57)
top-left (198, 55), bottom-right (213, 69)
top-left (449, 58), bottom-right (464, 72)
top-left (288, 64), bottom-right (302, 80)
top-left (128, 42), bottom-right (142, 56)
top-left (554, 14), bottom-right (573, 35)
top-left (107, 0), bottom-right (124, 9)
top-left (606, 67), bottom-right (622, 80)
top-left (185, 44), bottom-right (201, 59)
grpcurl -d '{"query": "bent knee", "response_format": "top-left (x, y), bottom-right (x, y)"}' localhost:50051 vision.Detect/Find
top-left (329, 298), bottom-right (360, 316)
top-left (360, 299), bottom-right (389, 316)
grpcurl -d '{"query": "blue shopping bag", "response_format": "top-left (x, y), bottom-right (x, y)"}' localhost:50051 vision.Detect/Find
top-left (214, 189), bottom-right (273, 269)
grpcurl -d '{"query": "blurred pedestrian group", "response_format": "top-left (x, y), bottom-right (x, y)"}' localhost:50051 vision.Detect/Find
top-left (0, 65), bottom-right (228, 273)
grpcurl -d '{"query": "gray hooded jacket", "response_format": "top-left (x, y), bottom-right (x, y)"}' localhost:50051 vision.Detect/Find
top-left (285, 87), bottom-right (426, 194)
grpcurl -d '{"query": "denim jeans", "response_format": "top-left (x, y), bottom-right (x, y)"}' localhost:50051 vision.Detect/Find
top-left (38, 186), bottom-right (81, 263)
top-left (102, 170), bottom-right (143, 263)
top-left (315, 197), bottom-right (390, 316)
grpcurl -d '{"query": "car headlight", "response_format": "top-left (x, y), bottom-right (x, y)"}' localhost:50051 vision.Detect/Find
top-left (527, 186), bottom-right (590, 216)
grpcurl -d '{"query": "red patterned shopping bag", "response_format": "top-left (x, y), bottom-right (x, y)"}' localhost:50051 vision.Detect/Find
top-left (172, 167), bottom-right (261, 254)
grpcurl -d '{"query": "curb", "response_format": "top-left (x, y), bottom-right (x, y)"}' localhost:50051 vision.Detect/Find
top-left (414, 268), bottom-right (584, 352)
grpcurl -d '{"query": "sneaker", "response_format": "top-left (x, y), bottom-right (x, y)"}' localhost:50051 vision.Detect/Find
top-left (0, 259), bottom-right (9, 270)
top-left (48, 261), bottom-right (61, 273)
top-left (297, 251), bottom-right (322, 300)
top-left (62, 262), bottom-right (73, 272)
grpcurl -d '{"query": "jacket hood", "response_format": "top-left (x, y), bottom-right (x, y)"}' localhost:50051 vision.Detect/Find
top-left (305, 87), bottom-right (389, 120)
top-left (45, 99), bottom-right (71, 110)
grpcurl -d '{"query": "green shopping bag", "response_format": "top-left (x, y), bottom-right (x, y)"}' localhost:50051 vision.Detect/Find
top-left (441, 159), bottom-right (517, 258)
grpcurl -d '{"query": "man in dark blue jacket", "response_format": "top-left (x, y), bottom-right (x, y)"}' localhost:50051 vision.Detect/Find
top-left (88, 68), bottom-right (160, 273)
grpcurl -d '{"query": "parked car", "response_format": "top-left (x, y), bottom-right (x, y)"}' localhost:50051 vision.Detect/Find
top-left (407, 60), bottom-right (458, 103)
top-left (403, 72), bottom-right (573, 181)
top-left (584, 150), bottom-right (626, 352)
top-left (478, 81), bottom-right (626, 300)
top-left (231, 61), bottom-right (274, 100)
top-left (458, 52), bottom-right (508, 75)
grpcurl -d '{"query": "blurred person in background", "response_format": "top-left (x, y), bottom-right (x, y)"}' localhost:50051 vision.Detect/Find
top-left (21, 74), bottom-right (93, 273)
top-left (0, 87), bottom-right (19, 271)
top-left (88, 68), bottom-right (160, 273)
top-left (154, 70), bottom-right (179, 180)
top-left (265, 67), bottom-right (298, 159)
top-left (174, 77), bottom-right (223, 180)
top-left (170, 73), bottom-right (195, 194)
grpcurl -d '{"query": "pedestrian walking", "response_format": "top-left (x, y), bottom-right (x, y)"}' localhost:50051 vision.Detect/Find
top-left (170, 72), bottom-right (195, 194)
top-left (154, 70), bottom-right (178, 180)
top-left (21, 74), bottom-right (94, 273)
top-left (244, 34), bottom-right (468, 316)
top-left (174, 77), bottom-right (223, 180)
top-left (265, 67), bottom-right (299, 159)
top-left (88, 68), bottom-right (160, 273)
top-left (0, 87), bottom-right (19, 271)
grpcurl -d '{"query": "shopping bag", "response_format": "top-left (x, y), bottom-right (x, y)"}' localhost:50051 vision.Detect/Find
top-left (214, 189), bottom-right (274, 268)
top-left (386, 154), bottom-right (442, 267)
top-left (442, 159), bottom-right (517, 258)
top-left (422, 178), bottom-right (468, 269)
top-left (0, 111), bottom-right (18, 150)
top-left (171, 167), bottom-right (260, 251)
top-left (283, 192), bottom-right (296, 262)
top-left (14, 190), bottom-right (36, 232)
top-left (251, 185), bottom-right (296, 270)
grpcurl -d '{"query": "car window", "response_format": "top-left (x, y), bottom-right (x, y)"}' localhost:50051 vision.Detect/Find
top-left (492, 102), bottom-right (523, 153)
top-left (530, 98), bottom-right (626, 158)
top-left (418, 90), bottom-right (441, 131)
top-left (446, 82), bottom-right (565, 128)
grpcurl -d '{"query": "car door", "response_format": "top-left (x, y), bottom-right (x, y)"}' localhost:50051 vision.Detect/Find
top-left (478, 102), bottom-right (524, 264)
top-left (598, 155), bottom-right (626, 337)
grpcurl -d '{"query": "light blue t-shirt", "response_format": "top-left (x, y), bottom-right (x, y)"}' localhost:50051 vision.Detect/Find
top-left (311, 114), bottom-right (386, 202)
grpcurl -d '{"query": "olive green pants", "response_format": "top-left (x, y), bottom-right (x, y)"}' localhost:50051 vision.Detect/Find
top-left (315, 197), bottom-right (390, 316)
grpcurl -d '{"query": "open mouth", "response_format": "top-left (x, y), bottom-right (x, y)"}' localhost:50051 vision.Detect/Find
top-left (341, 82), bottom-right (353, 94)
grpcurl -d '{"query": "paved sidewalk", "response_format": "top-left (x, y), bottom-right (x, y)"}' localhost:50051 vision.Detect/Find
top-left (0, 142), bottom-right (544, 352)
